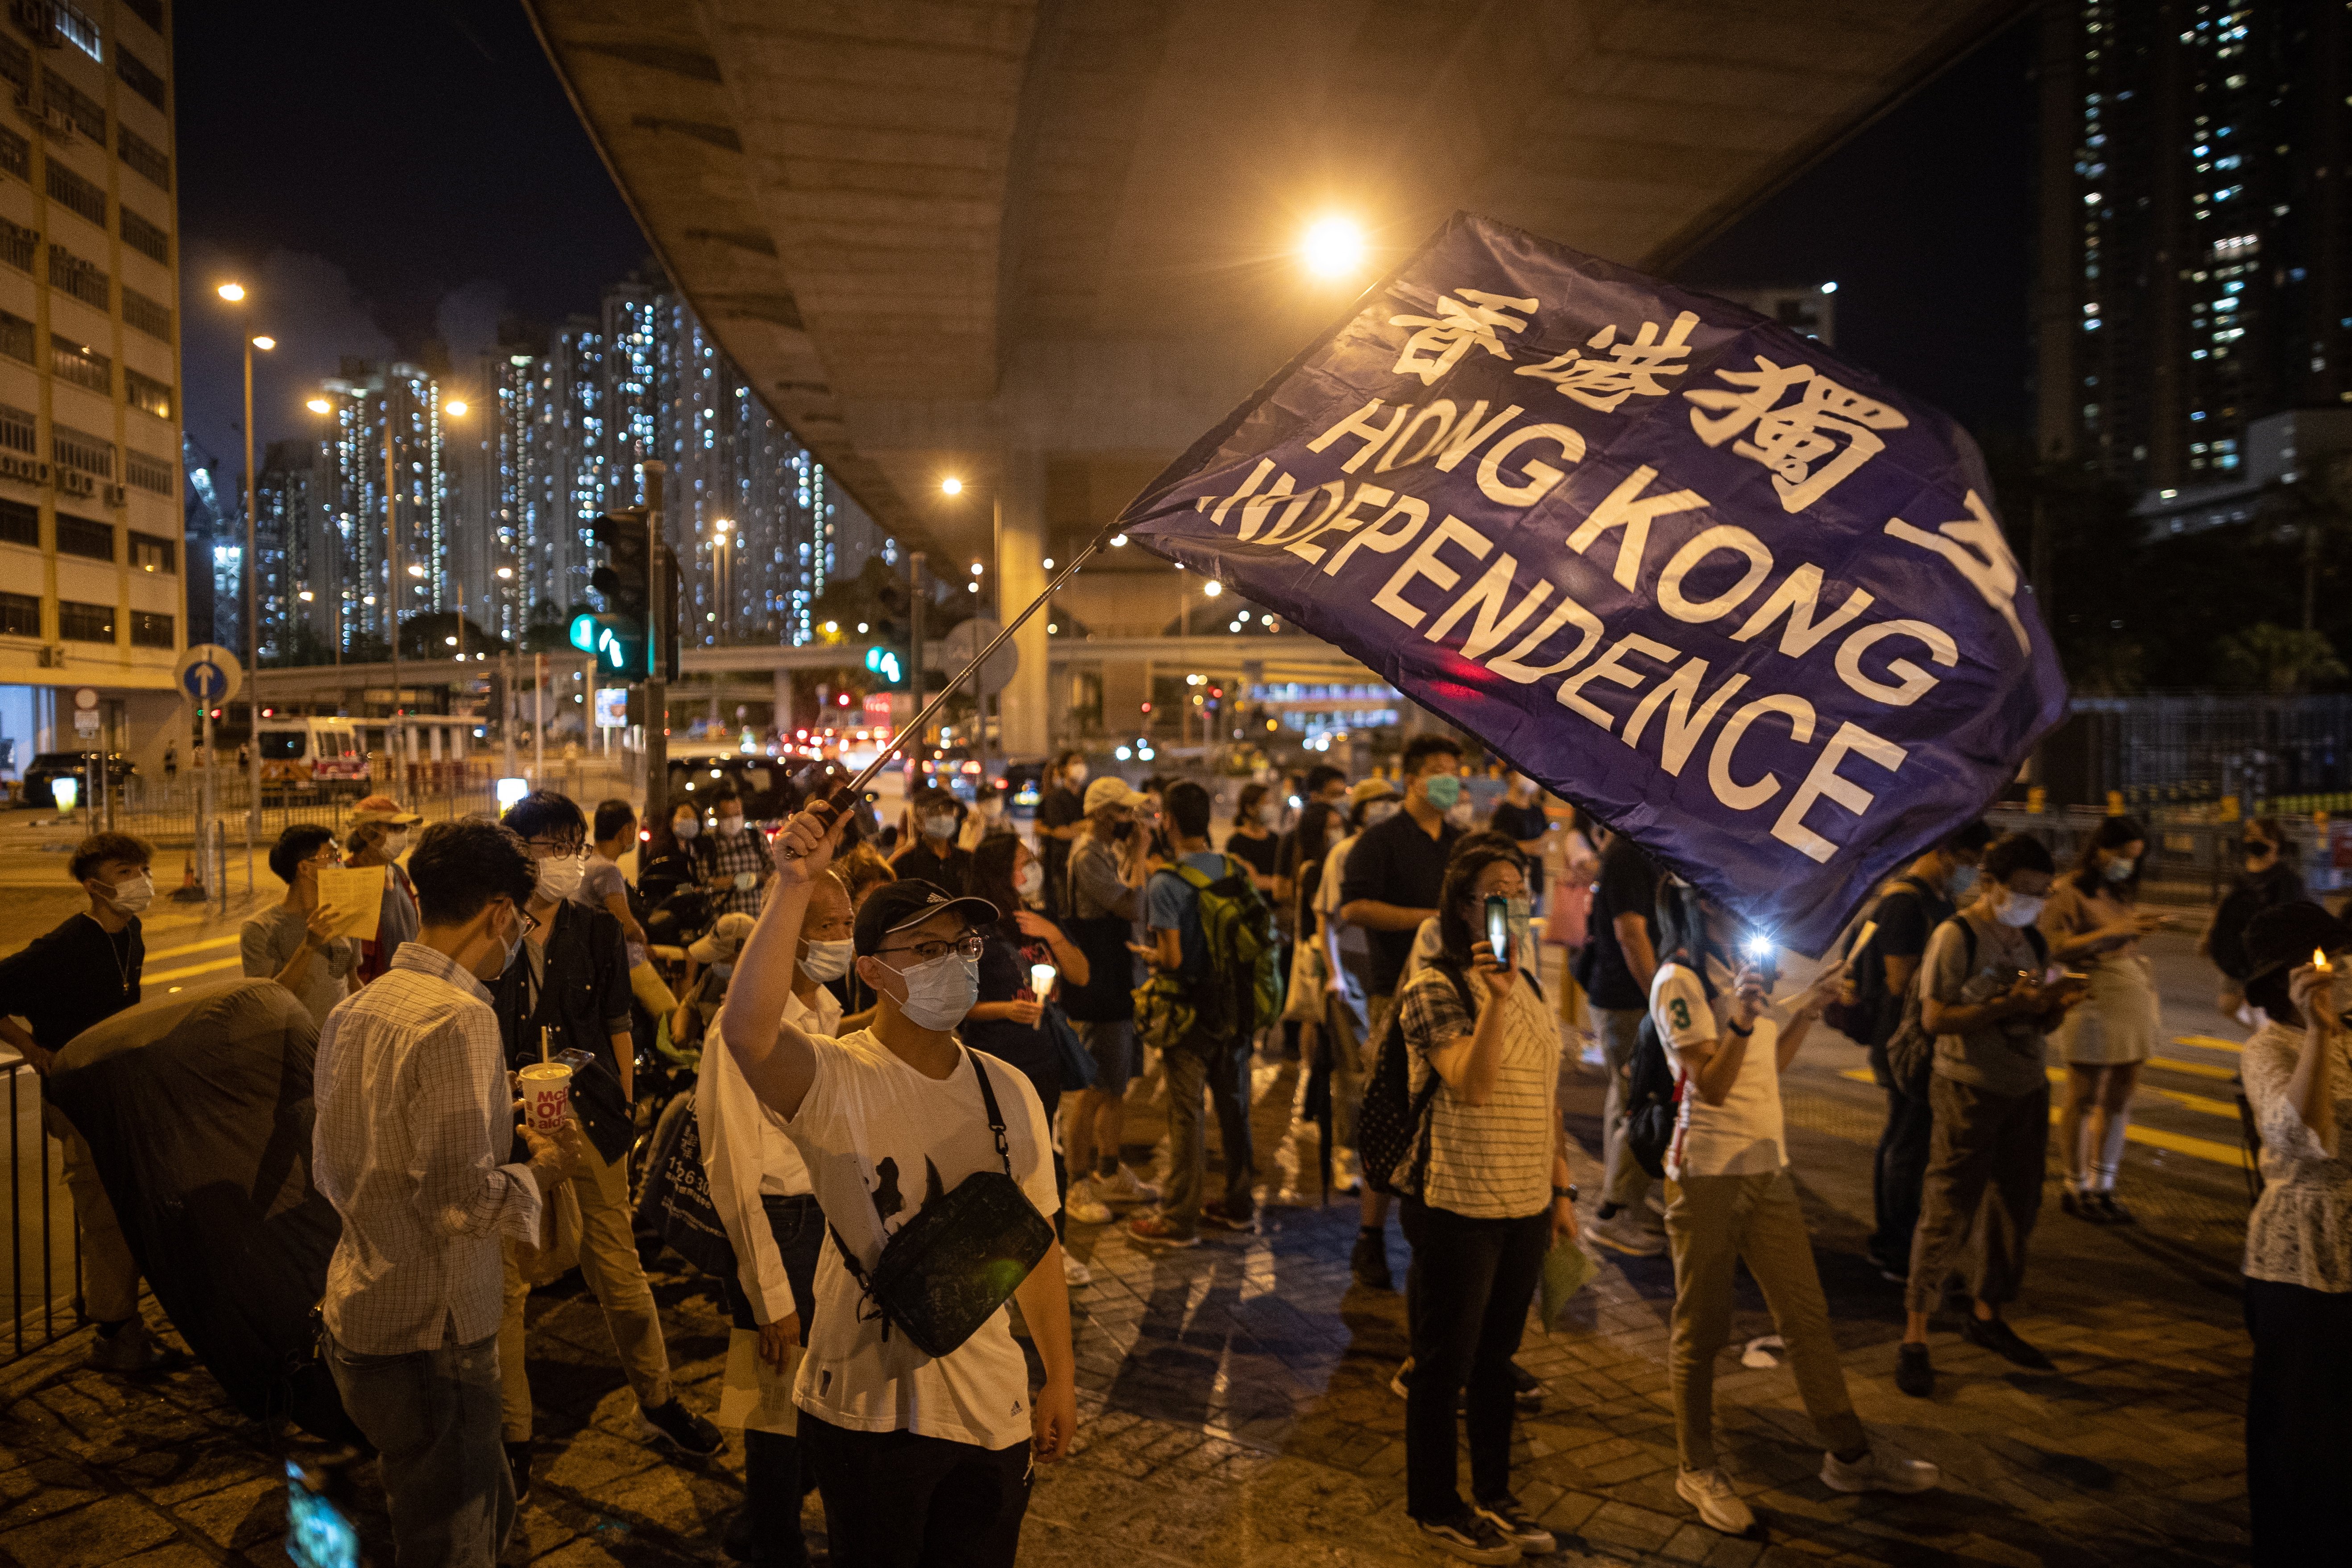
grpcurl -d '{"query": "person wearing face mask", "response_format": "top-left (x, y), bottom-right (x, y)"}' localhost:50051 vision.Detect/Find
top-left (491, 792), bottom-right (724, 1496)
top-left (1648, 882), bottom-right (1938, 1539)
top-left (1223, 782), bottom-right (1281, 895)
top-left (2040, 815), bottom-right (2169, 1223)
top-left (2204, 816), bottom-right (2310, 1024)
top-left (241, 823), bottom-right (361, 1026)
top-left (1035, 750), bottom-right (1090, 918)
top-left (344, 820), bottom-right (420, 988)
top-left (1897, 833), bottom-right (2088, 1398)
top-left (576, 799), bottom-right (677, 1023)
top-left (1851, 820), bottom-right (1993, 1281)
top-left (698, 869), bottom-right (852, 1568)
top-left (1483, 774), bottom-right (1552, 910)
top-left (718, 813), bottom-right (1077, 1568)
top-left (704, 790), bottom-right (773, 919)
top-left (890, 783), bottom-right (975, 895)
top-left (0, 832), bottom-right (185, 1374)
top-left (958, 778), bottom-right (1012, 852)
top-left (1340, 734), bottom-right (1467, 1285)
top-left (1314, 780), bottom-right (1400, 1258)
top-left (313, 818), bottom-right (593, 1568)
top-left (640, 800), bottom-right (715, 910)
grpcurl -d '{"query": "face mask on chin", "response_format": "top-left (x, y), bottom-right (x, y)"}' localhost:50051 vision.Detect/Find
top-left (883, 948), bottom-right (980, 1030)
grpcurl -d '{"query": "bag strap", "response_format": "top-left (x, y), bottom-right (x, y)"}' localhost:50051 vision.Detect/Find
top-left (1402, 962), bottom-right (1478, 1193)
top-left (964, 1047), bottom-right (1015, 1178)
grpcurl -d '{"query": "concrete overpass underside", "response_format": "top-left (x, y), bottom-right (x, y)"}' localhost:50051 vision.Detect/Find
top-left (524, 0), bottom-right (2023, 758)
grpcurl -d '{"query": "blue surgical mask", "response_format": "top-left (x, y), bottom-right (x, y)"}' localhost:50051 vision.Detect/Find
top-left (1947, 865), bottom-right (1978, 900)
top-left (1422, 774), bottom-right (1462, 810)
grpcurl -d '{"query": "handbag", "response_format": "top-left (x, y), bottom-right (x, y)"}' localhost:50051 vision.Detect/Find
top-left (1355, 962), bottom-right (1474, 1196)
top-left (1043, 1002), bottom-right (1098, 1091)
top-left (829, 1051), bottom-right (1055, 1360)
top-left (649, 1092), bottom-right (740, 1280)
top-left (1283, 939), bottom-right (1326, 1025)
top-left (515, 1179), bottom-right (585, 1287)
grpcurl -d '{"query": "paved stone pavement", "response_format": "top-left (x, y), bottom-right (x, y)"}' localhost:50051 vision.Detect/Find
top-left (0, 953), bottom-right (2258, 1567)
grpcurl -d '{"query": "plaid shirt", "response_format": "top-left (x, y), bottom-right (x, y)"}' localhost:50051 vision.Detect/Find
top-left (314, 942), bottom-right (545, 1353)
top-left (706, 826), bottom-right (771, 918)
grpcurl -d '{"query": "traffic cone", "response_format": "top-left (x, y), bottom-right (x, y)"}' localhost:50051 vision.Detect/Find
top-left (169, 849), bottom-right (205, 903)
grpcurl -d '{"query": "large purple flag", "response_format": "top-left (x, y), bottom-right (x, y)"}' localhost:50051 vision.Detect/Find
top-left (1111, 213), bottom-right (2067, 953)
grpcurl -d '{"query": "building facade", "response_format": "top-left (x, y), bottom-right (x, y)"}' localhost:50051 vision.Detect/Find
top-left (2037, 0), bottom-right (2351, 492)
top-left (0, 1), bottom-right (183, 782)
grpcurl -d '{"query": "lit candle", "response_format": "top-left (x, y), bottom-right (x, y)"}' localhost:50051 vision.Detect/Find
top-left (2314, 948), bottom-right (2332, 975)
top-left (1030, 963), bottom-right (1057, 999)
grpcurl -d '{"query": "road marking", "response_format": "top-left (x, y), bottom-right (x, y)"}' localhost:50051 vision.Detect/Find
top-left (144, 933), bottom-right (240, 960)
top-left (1834, 1065), bottom-right (2247, 1163)
top-left (143, 956), bottom-right (242, 984)
top-left (2174, 1034), bottom-right (2243, 1054)
top-left (2145, 1055), bottom-right (2237, 1082)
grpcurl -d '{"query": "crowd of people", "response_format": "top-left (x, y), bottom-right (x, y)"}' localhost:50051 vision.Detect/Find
top-left (3, 755), bottom-right (2344, 1568)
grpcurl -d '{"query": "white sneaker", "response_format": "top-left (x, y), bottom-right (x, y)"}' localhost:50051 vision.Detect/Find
top-left (1092, 1165), bottom-right (1159, 1206)
top-left (1676, 1468), bottom-right (1756, 1535)
top-left (1065, 1182), bottom-right (1114, 1226)
top-left (1820, 1448), bottom-right (1939, 1494)
top-left (1061, 1252), bottom-right (1093, 1287)
top-left (1588, 1211), bottom-right (1667, 1257)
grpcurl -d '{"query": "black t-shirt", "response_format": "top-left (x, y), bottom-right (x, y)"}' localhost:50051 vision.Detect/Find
top-left (0, 913), bottom-right (143, 1052)
top-left (961, 923), bottom-right (1063, 1124)
top-left (1224, 829), bottom-right (1278, 880)
top-left (1868, 875), bottom-right (1955, 1052)
top-left (1038, 786), bottom-right (1083, 914)
top-left (891, 841), bottom-right (973, 897)
top-left (1338, 811), bottom-right (1461, 997)
top-left (1487, 800), bottom-right (1549, 895)
top-left (1584, 837), bottom-right (1659, 1010)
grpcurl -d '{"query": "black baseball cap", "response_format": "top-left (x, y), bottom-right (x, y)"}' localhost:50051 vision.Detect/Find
top-left (852, 879), bottom-right (999, 956)
top-left (2243, 901), bottom-right (2352, 990)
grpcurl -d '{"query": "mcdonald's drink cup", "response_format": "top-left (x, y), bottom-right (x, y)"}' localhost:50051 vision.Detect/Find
top-left (518, 1062), bottom-right (572, 1131)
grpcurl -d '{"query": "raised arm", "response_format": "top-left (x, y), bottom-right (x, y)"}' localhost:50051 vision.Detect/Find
top-left (716, 807), bottom-right (848, 1122)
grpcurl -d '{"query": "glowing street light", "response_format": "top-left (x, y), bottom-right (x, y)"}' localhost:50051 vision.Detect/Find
top-left (306, 397), bottom-right (331, 414)
top-left (941, 476), bottom-right (963, 496)
top-left (446, 398), bottom-right (468, 417)
top-left (1203, 580), bottom-right (1223, 598)
top-left (252, 335), bottom-right (276, 352)
top-left (1301, 216), bottom-right (1366, 280)
top-left (216, 282), bottom-right (245, 302)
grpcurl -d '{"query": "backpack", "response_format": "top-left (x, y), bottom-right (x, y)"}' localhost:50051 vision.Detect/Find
top-left (1624, 956), bottom-right (1714, 1179)
top-left (1355, 961), bottom-right (1477, 1197)
top-left (1823, 874), bottom-right (1935, 1046)
top-left (1148, 854), bottom-right (1283, 1042)
top-left (1880, 916), bottom-right (2048, 1100)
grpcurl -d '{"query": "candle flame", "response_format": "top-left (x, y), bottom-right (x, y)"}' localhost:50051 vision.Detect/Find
top-left (2315, 948), bottom-right (2332, 972)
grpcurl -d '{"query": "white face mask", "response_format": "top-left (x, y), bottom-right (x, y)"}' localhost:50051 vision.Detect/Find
top-left (1363, 800), bottom-right (1400, 827)
top-left (920, 811), bottom-right (957, 842)
top-left (882, 948), bottom-right (980, 1030)
top-left (1257, 804), bottom-right (1279, 827)
top-left (534, 854), bottom-right (586, 902)
top-left (382, 830), bottom-right (409, 858)
top-left (674, 817), bottom-right (700, 841)
top-left (1016, 860), bottom-right (1044, 898)
top-left (2102, 856), bottom-right (2136, 882)
top-left (107, 873), bottom-right (154, 915)
top-left (800, 936), bottom-right (854, 983)
top-left (1444, 799), bottom-right (1475, 828)
top-left (1065, 765), bottom-right (1088, 788)
top-left (980, 795), bottom-right (1004, 819)
top-left (1994, 890), bottom-right (2046, 928)
top-left (717, 814), bottom-right (746, 838)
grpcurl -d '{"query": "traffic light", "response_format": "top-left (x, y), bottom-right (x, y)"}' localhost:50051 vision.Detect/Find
top-left (865, 645), bottom-right (906, 687)
top-left (586, 510), bottom-right (680, 681)
top-left (867, 575), bottom-right (911, 689)
top-left (568, 612), bottom-right (639, 675)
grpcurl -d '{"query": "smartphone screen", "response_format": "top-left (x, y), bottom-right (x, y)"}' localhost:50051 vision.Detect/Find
top-left (286, 1461), bottom-right (360, 1568)
top-left (553, 1047), bottom-right (596, 1076)
top-left (1485, 894), bottom-right (1511, 967)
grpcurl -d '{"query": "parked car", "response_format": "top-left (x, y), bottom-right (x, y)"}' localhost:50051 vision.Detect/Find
top-left (21, 751), bottom-right (137, 808)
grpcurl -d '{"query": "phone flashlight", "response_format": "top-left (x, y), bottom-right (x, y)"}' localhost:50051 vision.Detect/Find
top-left (1484, 894), bottom-right (1512, 968)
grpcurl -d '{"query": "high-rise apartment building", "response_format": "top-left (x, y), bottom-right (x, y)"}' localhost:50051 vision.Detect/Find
top-left (2037, 0), bottom-right (2351, 493)
top-left (0, 0), bottom-right (184, 778)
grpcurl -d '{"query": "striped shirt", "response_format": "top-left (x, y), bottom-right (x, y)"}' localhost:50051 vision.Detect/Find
top-left (1397, 960), bottom-right (1559, 1218)
top-left (314, 942), bottom-right (546, 1353)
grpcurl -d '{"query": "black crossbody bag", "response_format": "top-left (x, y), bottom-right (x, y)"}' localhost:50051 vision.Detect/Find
top-left (829, 1051), bottom-right (1056, 1360)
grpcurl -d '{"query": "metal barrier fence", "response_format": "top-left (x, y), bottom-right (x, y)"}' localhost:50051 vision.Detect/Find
top-left (4, 1059), bottom-right (80, 1365)
top-left (1986, 806), bottom-right (2339, 908)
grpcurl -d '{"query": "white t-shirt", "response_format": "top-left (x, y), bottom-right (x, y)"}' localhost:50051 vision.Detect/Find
top-left (1649, 952), bottom-right (1787, 1180)
top-left (699, 984), bottom-right (839, 1327)
top-left (783, 1029), bottom-right (1058, 1450)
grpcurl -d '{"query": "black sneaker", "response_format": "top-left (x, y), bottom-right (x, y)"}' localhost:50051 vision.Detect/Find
top-left (2060, 1189), bottom-right (2108, 1224)
top-left (2090, 1191), bottom-right (2136, 1225)
top-left (639, 1397), bottom-right (725, 1457)
top-left (1895, 1343), bottom-right (1934, 1398)
top-left (1351, 1228), bottom-right (1394, 1290)
top-left (1414, 1510), bottom-right (1520, 1565)
top-left (1474, 1495), bottom-right (1557, 1555)
top-left (1960, 1315), bottom-right (2054, 1371)
top-left (1201, 1202), bottom-right (1259, 1234)
top-left (1506, 1360), bottom-right (1544, 1412)
top-left (505, 1440), bottom-right (532, 1504)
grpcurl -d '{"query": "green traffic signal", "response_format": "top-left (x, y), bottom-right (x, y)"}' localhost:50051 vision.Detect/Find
top-left (569, 613), bottom-right (642, 674)
top-left (865, 645), bottom-right (906, 687)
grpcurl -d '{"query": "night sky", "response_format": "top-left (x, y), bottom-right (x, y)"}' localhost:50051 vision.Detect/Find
top-left (174, 6), bottom-right (2038, 487)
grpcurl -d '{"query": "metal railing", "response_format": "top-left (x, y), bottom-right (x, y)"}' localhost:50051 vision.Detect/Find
top-left (3, 1058), bottom-right (80, 1365)
top-left (1986, 805), bottom-right (2339, 907)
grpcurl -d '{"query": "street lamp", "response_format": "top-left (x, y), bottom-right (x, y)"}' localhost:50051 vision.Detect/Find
top-left (218, 281), bottom-right (275, 832)
top-left (1301, 215), bottom-right (1366, 280)
top-left (941, 476), bottom-right (963, 496)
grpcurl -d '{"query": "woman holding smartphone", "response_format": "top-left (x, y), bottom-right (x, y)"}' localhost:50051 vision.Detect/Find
top-left (1389, 841), bottom-right (1572, 1564)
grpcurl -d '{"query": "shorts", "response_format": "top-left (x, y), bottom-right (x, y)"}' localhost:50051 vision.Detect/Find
top-left (1076, 1018), bottom-right (1136, 1093)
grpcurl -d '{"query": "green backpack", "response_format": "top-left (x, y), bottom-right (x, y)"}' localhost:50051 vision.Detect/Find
top-left (1139, 855), bottom-right (1284, 1046)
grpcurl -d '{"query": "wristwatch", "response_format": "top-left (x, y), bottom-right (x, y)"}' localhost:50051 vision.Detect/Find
top-left (1726, 1018), bottom-right (1754, 1037)
top-left (1552, 1184), bottom-right (1578, 1202)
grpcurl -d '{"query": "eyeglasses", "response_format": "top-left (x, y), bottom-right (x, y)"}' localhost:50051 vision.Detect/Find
top-left (528, 840), bottom-right (587, 858)
top-left (876, 933), bottom-right (986, 964)
top-left (516, 909), bottom-right (541, 937)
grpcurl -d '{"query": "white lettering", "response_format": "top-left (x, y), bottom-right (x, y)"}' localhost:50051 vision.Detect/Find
top-left (1770, 721), bottom-right (1908, 864)
top-left (1372, 517), bottom-right (1491, 629)
top-left (1485, 591), bottom-right (1604, 684)
top-left (1283, 483), bottom-right (1392, 566)
top-left (1622, 657), bottom-right (1752, 777)
top-left (1556, 633), bottom-right (1679, 731)
top-left (1202, 458), bottom-right (1274, 527)
top-left (1321, 494), bottom-right (1431, 576)
top-left (1426, 554), bottom-right (1549, 660)
top-left (1729, 563), bottom-right (1875, 656)
top-left (1305, 400), bottom-right (1409, 474)
top-left (1564, 466), bottom-right (1709, 590)
top-left (1377, 401), bottom-right (1456, 472)
top-left (1431, 402), bottom-right (1524, 472)
top-left (1883, 489), bottom-right (2028, 653)
top-left (1234, 470), bottom-right (1303, 541)
top-left (1707, 694), bottom-right (1817, 813)
top-left (1475, 423), bottom-right (1585, 507)
top-left (1834, 618), bottom-right (1958, 707)
top-left (1656, 525), bottom-right (1773, 624)
top-left (1254, 481), bottom-right (1348, 550)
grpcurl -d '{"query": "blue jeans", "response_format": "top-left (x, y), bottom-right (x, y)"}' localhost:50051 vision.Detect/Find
top-left (326, 1330), bottom-right (512, 1568)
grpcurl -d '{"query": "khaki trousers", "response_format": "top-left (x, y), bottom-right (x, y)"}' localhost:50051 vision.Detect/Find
top-left (1594, 1007), bottom-right (1652, 1210)
top-left (47, 1105), bottom-right (140, 1323)
top-left (500, 1146), bottom-right (672, 1441)
top-left (1664, 1167), bottom-right (1865, 1470)
top-left (1903, 1075), bottom-right (2049, 1316)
